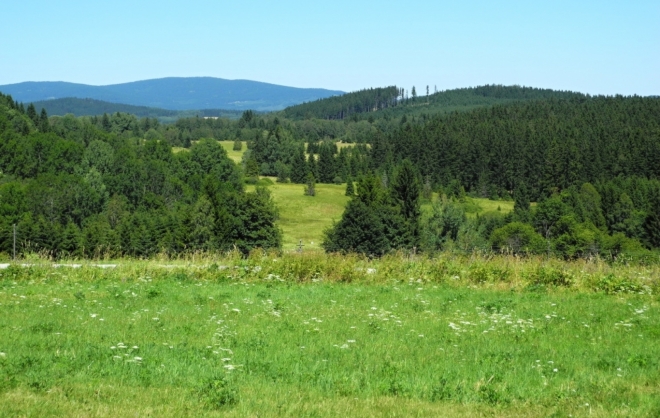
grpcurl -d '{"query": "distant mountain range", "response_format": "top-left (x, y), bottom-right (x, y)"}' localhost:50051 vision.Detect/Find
top-left (29, 97), bottom-right (244, 121)
top-left (0, 77), bottom-right (344, 112)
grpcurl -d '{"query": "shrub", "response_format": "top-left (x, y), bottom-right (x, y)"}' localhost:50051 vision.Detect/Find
top-left (197, 374), bottom-right (238, 409)
top-left (595, 274), bottom-right (646, 294)
top-left (490, 222), bottom-right (545, 254)
top-left (529, 267), bottom-right (573, 287)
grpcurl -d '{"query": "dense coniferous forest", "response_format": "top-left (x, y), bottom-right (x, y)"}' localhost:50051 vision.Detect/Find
top-left (282, 87), bottom-right (400, 120)
top-left (373, 96), bottom-right (660, 199)
top-left (283, 84), bottom-right (586, 121)
top-left (1, 84), bottom-right (659, 260)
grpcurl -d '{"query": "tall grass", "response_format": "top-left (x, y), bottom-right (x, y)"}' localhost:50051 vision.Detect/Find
top-left (1, 253), bottom-right (658, 417)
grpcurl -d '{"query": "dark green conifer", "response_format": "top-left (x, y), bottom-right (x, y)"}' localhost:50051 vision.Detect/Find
top-left (26, 103), bottom-right (38, 125)
top-left (290, 147), bottom-right (308, 184)
top-left (307, 154), bottom-right (319, 181)
top-left (39, 108), bottom-right (50, 132)
top-left (345, 176), bottom-right (355, 196)
top-left (304, 173), bottom-right (316, 196)
top-left (317, 142), bottom-right (336, 183)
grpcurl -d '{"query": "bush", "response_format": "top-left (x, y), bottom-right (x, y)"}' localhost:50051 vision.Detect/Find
top-left (421, 199), bottom-right (467, 252)
top-left (595, 274), bottom-right (646, 294)
top-left (197, 374), bottom-right (238, 410)
top-left (529, 267), bottom-right (573, 287)
top-left (490, 222), bottom-right (545, 254)
top-left (304, 173), bottom-right (316, 196)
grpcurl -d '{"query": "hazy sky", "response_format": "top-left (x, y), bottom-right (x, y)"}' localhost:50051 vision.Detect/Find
top-left (1, 0), bottom-right (658, 95)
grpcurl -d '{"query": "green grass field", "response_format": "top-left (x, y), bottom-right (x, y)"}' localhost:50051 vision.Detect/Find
top-left (1, 253), bottom-right (658, 417)
top-left (248, 181), bottom-right (350, 251)
top-left (219, 141), bottom-right (247, 163)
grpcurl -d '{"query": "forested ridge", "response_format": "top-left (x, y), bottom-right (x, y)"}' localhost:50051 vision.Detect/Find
top-left (30, 97), bottom-right (244, 121)
top-left (282, 84), bottom-right (586, 121)
top-left (373, 96), bottom-right (660, 199)
top-left (1, 84), bottom-right (659, 260)
top-left (282, 87), bottom-right (400, 120)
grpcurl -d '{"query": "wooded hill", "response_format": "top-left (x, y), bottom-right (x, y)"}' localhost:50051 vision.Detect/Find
top-left (282, 84), bottom-right (585, 120)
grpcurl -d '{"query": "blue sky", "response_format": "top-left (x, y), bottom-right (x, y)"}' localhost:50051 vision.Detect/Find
top-left (1, 0), bottom-right (658, 95)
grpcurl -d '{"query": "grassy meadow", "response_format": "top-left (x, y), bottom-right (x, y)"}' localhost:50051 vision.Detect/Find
top-left (219, 141), bottom-right (247, 163)
top-left (1, 253), bottom-right (659, 417)
top-left (179, 140), bottom-right (516, 250)
top-left (247, 181), bottom-right (350, 251)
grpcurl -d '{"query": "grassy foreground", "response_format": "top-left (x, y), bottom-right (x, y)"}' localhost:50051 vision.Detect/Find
top-left (1, 253), bottom-right (659, 417)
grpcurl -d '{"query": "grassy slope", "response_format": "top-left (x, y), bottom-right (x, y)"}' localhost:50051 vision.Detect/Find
top-left (248, 181), bottom-right (350, 251)
top-left (177, 142), bottom-right (515, 250)
top-left (219, 141), bottom-right (247, 163)
top-left (0, 256), bottom-right (658, 417)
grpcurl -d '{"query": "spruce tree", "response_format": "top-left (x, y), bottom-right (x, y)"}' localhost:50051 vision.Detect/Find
top-left (513, 182), bottom-right (531, 223)
top-left (317, 142), bottom-right (336, 183)
top-left (39, 108), bottom-right (50, 132)
top-left (290, 147), bottom-right (308, 183)
top-left (345, 176), bottom-right (355, 196)
top-left (26, 103), bottom-right (38, 125)
top-left (390, 159), bottom-right (422, 248)
top-left (304, 173), bottom-right (316, 196)
top-left (307, 154), bottom-right (319, 181)
top-left (322, 198), bottom-right (387, 256)
top-left (101, 113), bottom-right (111, 132)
